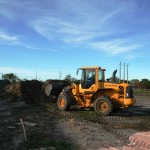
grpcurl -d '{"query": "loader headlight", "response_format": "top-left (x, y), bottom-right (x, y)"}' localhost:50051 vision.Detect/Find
top-left (126, 93), bottom-right (129, 98)
top-left (126, 86), bottom-right (134, 98)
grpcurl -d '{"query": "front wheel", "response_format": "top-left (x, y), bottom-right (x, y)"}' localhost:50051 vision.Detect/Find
top-left (94, 97), bottom-right (113, 115)
top-left (57, 93), bottom-right (71, 111)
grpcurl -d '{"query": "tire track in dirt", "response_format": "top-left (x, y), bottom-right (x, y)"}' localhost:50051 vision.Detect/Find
top-left (46, 103), bottom-right (150, 149)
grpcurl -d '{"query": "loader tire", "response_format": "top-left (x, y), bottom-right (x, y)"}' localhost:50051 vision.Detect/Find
top-left (57, 92), bottom-right (71, 111)
top-left (94, 97), bottom-right (113, 115)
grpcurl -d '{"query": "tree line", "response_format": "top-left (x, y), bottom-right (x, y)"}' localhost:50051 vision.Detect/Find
top-left (1, 73), bottom-right (19, 83)
top-left (1, 73), bottom-right (150, 89)
top-left (130, 79), bottom-right (150, 89)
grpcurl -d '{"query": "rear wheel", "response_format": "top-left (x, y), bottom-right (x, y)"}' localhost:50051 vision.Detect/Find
top-left (57, 92), bottom-right (71, 110)
top-left (94, 97), bottom-right (113, 115)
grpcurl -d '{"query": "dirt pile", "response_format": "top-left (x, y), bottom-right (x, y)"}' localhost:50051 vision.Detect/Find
top-left (21, 80), bottom-right (45, 105)
top-left (0, 80), bottom-right (11, 90)
top-left (0, 79), bottom-right (69, 104)
top-left (0, 82), bottom-right (21, 102)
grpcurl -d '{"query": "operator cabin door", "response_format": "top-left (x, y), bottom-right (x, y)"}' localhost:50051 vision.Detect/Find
top-left (81, 69), bottom-right (96, 89)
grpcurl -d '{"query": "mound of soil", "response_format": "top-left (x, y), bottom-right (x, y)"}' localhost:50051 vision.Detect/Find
top-left (0, 80), bottom-right (11, 90)
top-left (0, 82), bottom-right (21, 102)
top-left (0, 79), bottom-right (70, 105)
top-left (21, 80), bottom-right (45, 105)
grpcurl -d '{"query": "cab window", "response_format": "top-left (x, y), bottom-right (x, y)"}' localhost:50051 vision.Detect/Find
top-left (98, 69), bottom-right (104, 81)
top-left (81, 69), bottom-right (95, 89)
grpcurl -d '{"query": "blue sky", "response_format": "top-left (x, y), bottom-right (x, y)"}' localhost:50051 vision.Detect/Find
top-left (0, 0), bottom-right (150, 81)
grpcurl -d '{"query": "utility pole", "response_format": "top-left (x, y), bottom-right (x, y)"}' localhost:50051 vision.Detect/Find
top-left (59, 71), bottom-right (61, 80)
top-left (36, 71), bottom-right (37, 80)
top-left (0, 73), bottom-right (3, 80)
top-left (127, 63), bottom-right (129, 83)
top-left (123, 63), bottom-right (125, 83)
top-left (119, 62), bottom-right (122, 83)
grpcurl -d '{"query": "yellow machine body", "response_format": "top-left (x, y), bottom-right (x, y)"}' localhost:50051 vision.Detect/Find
top-left (57, 66), bottom-right (136, 115)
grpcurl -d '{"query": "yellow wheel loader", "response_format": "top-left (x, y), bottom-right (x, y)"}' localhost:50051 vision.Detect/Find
top-left (57, 66), bottom-right (136, 115)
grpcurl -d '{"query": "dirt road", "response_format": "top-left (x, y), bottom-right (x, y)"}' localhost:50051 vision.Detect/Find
top-left (0, 96), bottom-right (150, 150)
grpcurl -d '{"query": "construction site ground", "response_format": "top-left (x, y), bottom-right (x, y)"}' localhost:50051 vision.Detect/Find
top-left (0, 95), bottom-right (150, 150)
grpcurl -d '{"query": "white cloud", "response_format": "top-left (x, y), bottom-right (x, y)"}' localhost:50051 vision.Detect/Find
top-left (90, 39), bottom-right (140, 55)
top-left (21, 44), bottom-right (58, 52)
top-left (32, 17), bottom-right (94, 44)
top-left (29, 0), bottom-right (141, 54)
top-left (0, 30), bottom-right (57, 52)
top-left (0, 31), bottom-right (18, 42)
top-left (32, 15), bottom-right (142, 55)
top-left (30, 0), bottom-right (127, 44)
top-left (124, 52), bottom-right (146, 60)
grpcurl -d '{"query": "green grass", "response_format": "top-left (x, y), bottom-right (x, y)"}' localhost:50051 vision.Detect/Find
top-left (18, 135), bottom-right (74, 150)
top-left (134, 88), bottom-right (150, 96)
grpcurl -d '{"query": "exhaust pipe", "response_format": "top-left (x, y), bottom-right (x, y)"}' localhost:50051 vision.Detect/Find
top-left (112, 69), bottom-right (117, 83)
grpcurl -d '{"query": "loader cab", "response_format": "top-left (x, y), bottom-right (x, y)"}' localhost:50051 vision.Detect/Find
top-left (81, 69), bottom-right (95, 89)
top-left (79, 66), bottom-right (105, 89)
